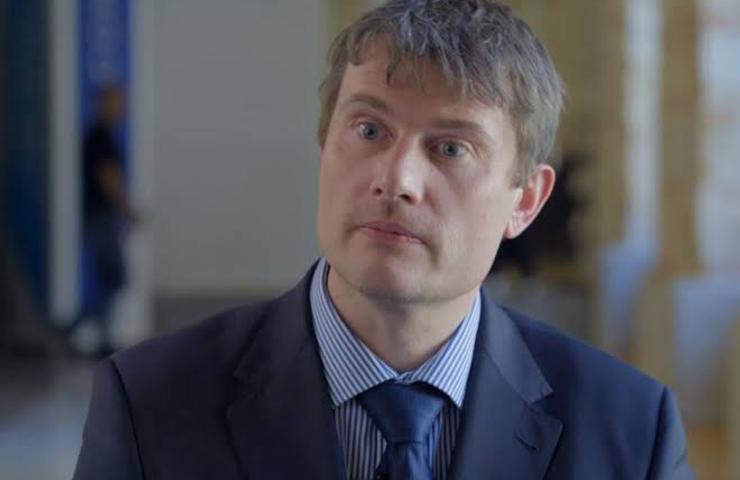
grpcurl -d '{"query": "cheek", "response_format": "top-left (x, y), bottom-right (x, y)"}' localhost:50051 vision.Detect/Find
top-left (326, 143), bottom-right (376, 199)
top-left (318, 148), bottom-right (367, 225)
top-left (319, 142), bottom-right (350, 196)
top-left (457, 185), bottom-right (517, 245)
top-left (484, 194), bottom-right (518, 246)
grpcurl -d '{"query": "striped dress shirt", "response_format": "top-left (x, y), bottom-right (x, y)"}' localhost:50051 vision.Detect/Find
top-left (310, 258), bottom-right (481, 480)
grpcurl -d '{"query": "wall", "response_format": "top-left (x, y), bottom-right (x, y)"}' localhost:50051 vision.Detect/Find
top-left (144, 0), bottom-right (329, 295)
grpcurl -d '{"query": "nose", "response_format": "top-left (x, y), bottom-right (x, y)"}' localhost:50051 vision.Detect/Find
top-left (369, 140), bottom-right (424, 206)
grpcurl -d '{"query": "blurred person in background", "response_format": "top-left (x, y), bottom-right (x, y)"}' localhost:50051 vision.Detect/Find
top-left (65, 84), bottom-right (136, 358)
top-left (73, 1), bottom-right (693, 479)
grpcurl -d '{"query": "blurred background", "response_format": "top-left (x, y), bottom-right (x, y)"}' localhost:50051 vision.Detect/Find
top-left (1, 0), bottom-right (738, 478)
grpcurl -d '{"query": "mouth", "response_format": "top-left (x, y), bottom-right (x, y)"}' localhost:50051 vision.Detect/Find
top-left (358, 220), bottom-right (424, 244)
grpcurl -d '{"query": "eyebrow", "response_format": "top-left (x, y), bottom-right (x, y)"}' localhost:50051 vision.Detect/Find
top-left (340, 93), bottom-right (394, 116)
top-left (429, 118), bottom-right (492, 141)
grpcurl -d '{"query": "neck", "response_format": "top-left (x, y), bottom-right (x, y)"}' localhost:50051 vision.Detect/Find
top-left (326, 267), bottom-right (477, 373)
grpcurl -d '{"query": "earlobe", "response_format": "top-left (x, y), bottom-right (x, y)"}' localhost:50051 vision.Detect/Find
top-left (503, 216), bottom-right (522, 240)
top-left (503, 189), bottom-right (525, 239)
top-left (503, 164), bottom-right (556, 240)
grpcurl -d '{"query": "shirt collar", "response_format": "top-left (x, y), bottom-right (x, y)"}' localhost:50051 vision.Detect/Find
top-left (310, 258), bottom-right (481, 409)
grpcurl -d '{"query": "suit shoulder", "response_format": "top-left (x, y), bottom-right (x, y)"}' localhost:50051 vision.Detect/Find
top-left (506, 307), bottom-right (663, 396)
top-left (109, 300), bottom-right (271, 394)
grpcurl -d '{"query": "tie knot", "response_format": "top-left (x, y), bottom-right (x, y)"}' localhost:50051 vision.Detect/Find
top-left (359, 381), bottom-right (446, 444)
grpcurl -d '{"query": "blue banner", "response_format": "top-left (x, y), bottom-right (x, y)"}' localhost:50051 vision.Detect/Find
top-left (78, 0), bottom-right (131, 309)
top-left (79, 0), bottom-right (130, 154)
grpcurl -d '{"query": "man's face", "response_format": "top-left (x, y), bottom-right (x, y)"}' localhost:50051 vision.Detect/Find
top-left (317, 43), bottom-right (526, 305)
top-left (101, 88), bottom-right (125, 123)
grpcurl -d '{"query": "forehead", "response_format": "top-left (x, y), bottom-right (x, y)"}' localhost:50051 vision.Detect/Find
top-left (337, 38), bottom-right (508, 117)
top-left (343, 41), bottom-right (457, 102)
top-left (336, 41), bottom-right (506, 126)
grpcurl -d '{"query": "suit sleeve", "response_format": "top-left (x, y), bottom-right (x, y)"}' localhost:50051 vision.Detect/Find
top-left (73, 358), bottom-right (144, 480)
top-left (646, 387), bottom-right (695, 480)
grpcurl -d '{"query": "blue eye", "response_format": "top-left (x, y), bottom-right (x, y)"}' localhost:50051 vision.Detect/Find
top-left (359, 122), bottom-right (381, 140)
top-left (438, 142), bottom-right (467, 158)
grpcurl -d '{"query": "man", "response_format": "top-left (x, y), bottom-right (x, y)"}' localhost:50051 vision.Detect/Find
top-left (73, 1), bottom-right (693, 479)
top-left (67, 84), bottom-right (136, 357)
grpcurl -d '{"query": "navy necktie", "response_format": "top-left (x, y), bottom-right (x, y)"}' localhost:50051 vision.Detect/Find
top-left (359, 381), bottom-right (446, 480)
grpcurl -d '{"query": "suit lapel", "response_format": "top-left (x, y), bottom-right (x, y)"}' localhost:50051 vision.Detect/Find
top-left (448, 294), bottom-right (563, 480)
top-left (225, 269), bottom-right (346, 480)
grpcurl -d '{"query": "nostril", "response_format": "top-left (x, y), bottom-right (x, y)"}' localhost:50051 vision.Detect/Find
top-left (399, 192), bottom-right (419, 205)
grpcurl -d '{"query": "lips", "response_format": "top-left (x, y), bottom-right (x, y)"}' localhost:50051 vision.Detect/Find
top-left (359, 220), bottom-right (424, 244)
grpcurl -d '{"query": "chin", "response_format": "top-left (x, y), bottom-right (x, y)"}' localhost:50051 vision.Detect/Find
top-left (351, 259), bottom-right (430, 302)
top-left (324, 235), bottom-right (437, 301)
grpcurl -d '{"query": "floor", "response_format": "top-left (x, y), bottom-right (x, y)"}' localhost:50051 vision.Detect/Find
top-left (0, 356), bottom-right (94, 480)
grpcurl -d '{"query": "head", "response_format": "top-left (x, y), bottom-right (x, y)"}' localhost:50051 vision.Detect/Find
top-left (96, 84), bottom-right (125, 126)
top-left (317, 0), bottom-right (564, 306)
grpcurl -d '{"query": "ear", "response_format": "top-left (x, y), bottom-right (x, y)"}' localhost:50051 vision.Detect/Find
top-left (504, 164), bottom-right (556, 239)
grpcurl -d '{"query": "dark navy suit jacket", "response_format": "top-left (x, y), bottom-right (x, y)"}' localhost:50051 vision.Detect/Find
top-left (73, 267), bottom-right (694, 479)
